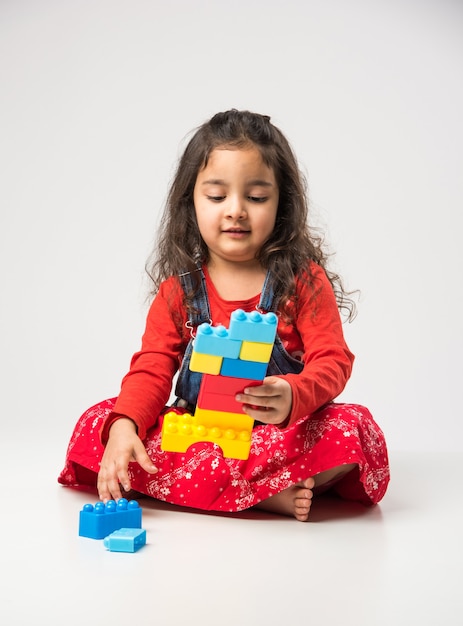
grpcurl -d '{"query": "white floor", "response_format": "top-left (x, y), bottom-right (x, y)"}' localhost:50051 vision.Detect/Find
top-left (2, 443), bottom-right (461, 626)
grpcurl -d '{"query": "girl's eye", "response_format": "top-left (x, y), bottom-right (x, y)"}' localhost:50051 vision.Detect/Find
top-left (207, 195), bottom-right (225, 202)
top-left (249, 196), bottom-right (267, 203)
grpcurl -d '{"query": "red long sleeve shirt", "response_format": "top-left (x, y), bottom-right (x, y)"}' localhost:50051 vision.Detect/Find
top-left (100, 262), bottom-right (354, 443)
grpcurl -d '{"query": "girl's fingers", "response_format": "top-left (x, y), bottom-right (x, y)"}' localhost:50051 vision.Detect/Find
top-left (98, 465), bottom-right (131, 502)
top-left (133, 446), bottom-right (158, 474)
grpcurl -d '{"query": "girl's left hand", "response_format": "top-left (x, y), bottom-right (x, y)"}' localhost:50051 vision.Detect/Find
top-left (236, 376), bottom-right (292, 425)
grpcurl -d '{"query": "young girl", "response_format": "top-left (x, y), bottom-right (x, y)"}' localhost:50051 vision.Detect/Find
top-left (58, 109), bottom-right (389, 522)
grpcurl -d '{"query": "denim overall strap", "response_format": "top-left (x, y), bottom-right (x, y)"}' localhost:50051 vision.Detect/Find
top-left (258, 271), bottom-right (304, 376)
top-left (257, 270), bottom-right (277, 313)
top-left (172, 268), bottom-right (210, 408)
top-left (179, 267), bottom-right (211, 326)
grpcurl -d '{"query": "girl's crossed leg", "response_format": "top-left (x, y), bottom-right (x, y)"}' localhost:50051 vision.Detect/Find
top-left (255, 463), bottom-right (357, 522)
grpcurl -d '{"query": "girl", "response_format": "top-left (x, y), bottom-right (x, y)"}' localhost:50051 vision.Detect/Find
top-left (58, 109), bottom-right (389, 522)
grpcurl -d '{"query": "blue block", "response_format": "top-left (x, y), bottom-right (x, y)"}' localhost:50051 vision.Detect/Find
top-left (220, 357), bottom-right (268, 380)
top-left (228, 309), bottom-right (278, 343)
top-left (79, 499), bottom-right (142, 540)
top-left (103, 528), bottom-right (147, 553)
top-left (194, 323), bottom-right (241, 358)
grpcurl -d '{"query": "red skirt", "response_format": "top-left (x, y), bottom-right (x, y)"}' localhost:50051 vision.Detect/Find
top-left (58, 399), bottom-right (389, 511)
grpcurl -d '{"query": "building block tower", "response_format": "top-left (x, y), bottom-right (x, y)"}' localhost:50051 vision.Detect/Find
top-left (161, 309), bottom-right (278, 460)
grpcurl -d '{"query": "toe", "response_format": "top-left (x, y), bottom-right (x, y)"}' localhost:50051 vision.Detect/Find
top-left (298, 489), bottom-right (313, 501)
top-left (294, 504), bottom-right (311, 522)
top-left (302, 477), bottom-right (315, 490)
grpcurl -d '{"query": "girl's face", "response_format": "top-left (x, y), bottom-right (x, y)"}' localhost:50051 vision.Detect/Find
top-left (193, 146), bottom-right (279, 267)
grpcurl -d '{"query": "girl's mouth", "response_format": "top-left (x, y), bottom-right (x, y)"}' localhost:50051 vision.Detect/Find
top-left (223, 228), bottom-right (250, 235)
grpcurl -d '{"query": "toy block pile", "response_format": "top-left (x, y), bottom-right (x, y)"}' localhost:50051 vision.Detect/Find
top-left (79, 498), bottom-right (146, 552)
top-left (161, 309), bottom-right (278, 460)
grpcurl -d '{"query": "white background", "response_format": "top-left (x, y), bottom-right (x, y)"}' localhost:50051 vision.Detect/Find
top-left (1, 4), bottom-right (462, 625)
top-left (1, 0), bottom-right (462, 455)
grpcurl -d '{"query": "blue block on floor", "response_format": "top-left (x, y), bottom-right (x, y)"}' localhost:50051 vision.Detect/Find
top-left (79, 499), bottom-right (142, 540)
top-left (103, 528), bottom-right (147, 552)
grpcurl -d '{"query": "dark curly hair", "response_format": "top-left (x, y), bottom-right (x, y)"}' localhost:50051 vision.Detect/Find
top-left (146, 109), bottom-right (357, 322)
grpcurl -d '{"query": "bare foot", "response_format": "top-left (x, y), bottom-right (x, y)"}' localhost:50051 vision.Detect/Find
top-left (255, 478), bottom-right (315, 522)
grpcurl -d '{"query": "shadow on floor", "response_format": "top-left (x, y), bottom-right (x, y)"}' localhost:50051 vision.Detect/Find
top-left (138, 491), bottom-right (382, 523)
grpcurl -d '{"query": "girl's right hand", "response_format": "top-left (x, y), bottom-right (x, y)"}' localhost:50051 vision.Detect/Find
top-left (97, 417), bottom-right (157, 502)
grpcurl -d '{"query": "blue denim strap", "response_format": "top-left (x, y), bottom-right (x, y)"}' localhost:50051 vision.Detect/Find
top-left (179, 267), bottom-right (211, 326)
top-left (173, 267), bottom-right (209, 407)
top-left (256, 272), bottom-right (305, 375)
top-left (258, 270), bottom-right (276, 313)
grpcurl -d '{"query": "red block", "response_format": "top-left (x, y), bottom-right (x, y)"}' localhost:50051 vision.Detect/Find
top-left (197, 374), bottom-right (261, 414)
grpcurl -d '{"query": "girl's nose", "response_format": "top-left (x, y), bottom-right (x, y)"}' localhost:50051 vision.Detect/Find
top-left (226, 196), bottom-right (247, 220)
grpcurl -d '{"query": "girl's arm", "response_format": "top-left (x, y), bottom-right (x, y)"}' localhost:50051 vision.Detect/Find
top-left (98, 417), bottom-right (158, 502)
top-left (282, 264), bottom-right (354, 424)
top-left (237, 264), bottom-right (354, 426)
top-left (99, 277), bottom-right (187, 443)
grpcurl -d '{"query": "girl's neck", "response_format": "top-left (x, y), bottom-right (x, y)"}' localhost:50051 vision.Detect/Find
top-left (205, 259), bottom-right (267, 301)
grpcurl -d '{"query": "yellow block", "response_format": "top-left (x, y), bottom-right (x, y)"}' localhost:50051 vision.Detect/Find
top-left (190, 351), bottom-right (222, 375)
top-left (240, 341), bottom-right (273, 363)
top-left (161, 409), bottom-right (253, 460)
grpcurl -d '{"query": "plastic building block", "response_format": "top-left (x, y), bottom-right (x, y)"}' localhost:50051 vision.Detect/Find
top-left (194, 323), bottom-right (241, 358)
top-left (103, 528), bottom-right (147, 553)
top-left (240, 340), bottom-right (273, 363)
top-left (193, 406), bottom-right (253, 431)
top-left (221, 357), bottom-right (268, 380)
top-left (190, 350), bottom-right (222, 375)
top-left (201, 374), bottom-right (260, 396)
top-left (79, 498), bottom-right (142, 540)
top-left (161, 409), bottom-right (253, 460)
top-left (197, 374), bottom-right (260, 414)
top-left (228, 309), bottom-right (278, 343)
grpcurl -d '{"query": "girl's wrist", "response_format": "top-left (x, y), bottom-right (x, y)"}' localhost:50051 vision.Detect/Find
top-left (109, 415), bottom-right (138, 435)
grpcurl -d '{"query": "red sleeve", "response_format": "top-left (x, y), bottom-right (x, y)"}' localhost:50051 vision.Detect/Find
top-left (282, 263), bottom-right (355, 426)
top-left (100, 278), bottom-right (187, 443)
